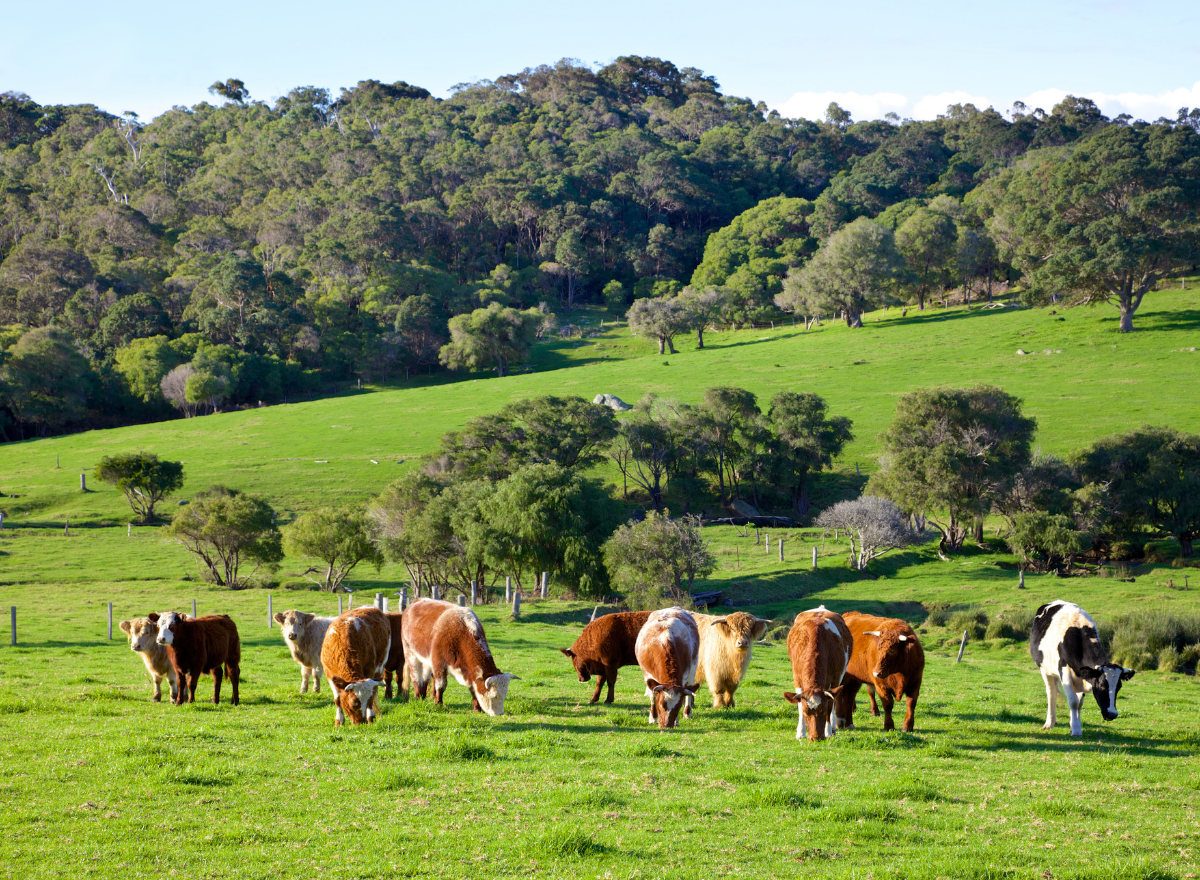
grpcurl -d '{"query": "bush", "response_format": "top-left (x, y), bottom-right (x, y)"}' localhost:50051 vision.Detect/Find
top-left (1143, 541), bottom-right (1179, 564)
top-left (985, 608), bottom-right (1034, 641)
top-left (985, 618), bottom-right (1017, 640)
top-left (1104, 611), bottom-right (1200, 673)
top-left (947, 608), bottom-right (988, 639)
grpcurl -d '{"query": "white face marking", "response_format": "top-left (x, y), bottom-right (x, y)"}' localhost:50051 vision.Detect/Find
top-left (129, 622), bottom-right (158, 653)
top-left (155, 612), bottom-right (180, 645)
top-left (1105, 667), bottom-right (1121, 715)
top-left (475, 673), bottom-right (515, 716)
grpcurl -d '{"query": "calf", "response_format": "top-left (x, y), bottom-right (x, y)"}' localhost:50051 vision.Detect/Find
top-left (383, 612), bottom-right (405, 700)
top-left (836, 611), bottom-right (924, 732)
top-left (693, 611), bottom-right (771, 708)
top-left (119, 617), bottom-right (179, 702)
top-left (149, 612), bottom-right (240, 706)
top-left (1031, 600), bottom-right (1134, 737)
top-left (320, 606), bottom-right (390, 726)
top-left (402, 598), bottom-right (518, 715)
top-left (634, 607), bottom-right (699, 729)
top-left (783, 606), bottom-right (851, 741)
top-left (560, 610), bottom-right (652, 704)
top-left (274, 609), bottom-right (334, 694)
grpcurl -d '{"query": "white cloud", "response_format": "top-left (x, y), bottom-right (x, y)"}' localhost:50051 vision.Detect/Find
top-left (774, 82), bottom-right (1200, 123)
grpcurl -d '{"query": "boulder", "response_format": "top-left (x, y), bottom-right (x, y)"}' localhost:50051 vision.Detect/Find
top-left (593, 393), bottom-right (632, 412)
top-left (730, 499), bottom-right (760, 518)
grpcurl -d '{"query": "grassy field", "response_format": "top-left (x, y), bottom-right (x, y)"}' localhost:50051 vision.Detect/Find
top-left (2, 292), bottom-right (1200, 878)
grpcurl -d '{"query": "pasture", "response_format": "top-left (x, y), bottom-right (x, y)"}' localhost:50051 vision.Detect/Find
top-left (2, 292), bottom-right (1200, 878)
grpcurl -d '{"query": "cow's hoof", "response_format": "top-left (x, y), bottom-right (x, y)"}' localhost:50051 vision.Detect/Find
top-left (152, 695), bottom-right (161, 703)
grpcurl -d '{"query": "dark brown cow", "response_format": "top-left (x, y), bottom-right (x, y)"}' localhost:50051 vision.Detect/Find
top-left (401, 599), bottom-right (518, 715)
top-left (783, 606), bottom-right (851, 741)
top-left (836, 611), bottom-right (925, 732)
top-left (383, 611), bottom-right (405, 700)
top-left (320, 606), bottom-right (390, 726)
top-left (560, 610), bottom-right (652, 704)
top-left (149, 611), bottom-right (241, 706)
top-left (634, 607), bottom-right (699, 729)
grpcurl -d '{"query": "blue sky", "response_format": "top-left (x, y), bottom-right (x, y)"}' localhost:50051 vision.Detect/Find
top-left (4, 0), bottom-right (1198, 122)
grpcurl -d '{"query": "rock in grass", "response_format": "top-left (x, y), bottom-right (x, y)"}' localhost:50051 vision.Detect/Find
top-left (593, 394), bottom-right (632, 411)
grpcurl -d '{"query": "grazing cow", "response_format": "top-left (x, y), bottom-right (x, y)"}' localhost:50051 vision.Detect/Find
top-left (1031, 600), bottom-right (1134, 737)
top-left (383, 612), bottom-right (405, 700)
top-left (149, 612), bottom-right (241, 706)
top-left (320, 606), bottom-right (390, 726)
top-left (273, 609), bottom-right (334, 694)
top-left (783, 606), bottom-right (852, 741)
top-left (560, 610), bottom-right (652, 704)
top-left (693, 611), bottom-right (771, 708)
top-left (119, 617), bottom-right (179, 702)
top-left (402, 598), bottom-right (518, 715)
top-left (836, 612), bottom-right (924, 732)
top-left (634, 607), bottom-right (699, 729)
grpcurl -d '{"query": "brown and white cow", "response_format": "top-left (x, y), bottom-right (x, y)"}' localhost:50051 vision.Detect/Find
top-left (119, 617), bottom-right (179, 702)
top-left (383, 611), bottom-right (405, 700)
top-left (274, 609), bottom-right (334, 694)
top-left (401, 598), bottom-right (518, 715)
top-left (560, 610), bottom-right (652, 704)
top-left (149, 612), bottom-right (241, 706)
top-left (693, 611), bottom-right (771, 709)
top-left (836, 611), bottom-right (924, 732)
top-left (319, 606), bottom-right (390, 726)
top-left (783, 606), bottom-right (851, 741)
top-left (634, 607), bottom-right (699, 729)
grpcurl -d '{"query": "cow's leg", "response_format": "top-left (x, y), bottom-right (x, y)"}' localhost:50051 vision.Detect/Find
top-left (368, 691), bottom-right (380, 722)
top-left (1065, 681), bottom-right (1084, 737)
top-left (151, 673), bottom-right (163, 702)
top-left (901, 693), bottom-right (918, 732)
top-left (604, 666), bottom-right (618, 704)
top-left (1041, 670), bottom-right (1059, 729)
top-left (880, 693), bottom-right (896, 731)
top-left (301, 666), bottom-right (311, 694)
top-left (166, 667), bottom-right (179, 703)
top-left (212, 665), bottom-right (223, 704)
top-left (867, 682), bottom-right (880, 717)
top-left (837, 678), bottom-right (862, 729)
top-left (385, 669), bottom-right (394, 701)
top-left (589, 674), bottom-right (604, 704)
top-left (683, 692), bottom-right (694, 720)
top-left (227, 662), bottom-right (240, 706)
top-left (825, 707), bottom-right (836, 738)
top-left (186, 670), bottom-right (200, 703)
top-left (312, 667), bottom-right (321, 694)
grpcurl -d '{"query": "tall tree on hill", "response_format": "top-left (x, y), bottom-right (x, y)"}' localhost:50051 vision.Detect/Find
top-left (94, 452), bottom-right (185, 523)
top-left (896, 205), bottom-right (958, 310)
top-left (1009, 124), bottom-right (1200, 331)
top-left (766, 392), bottom-right (854, 519)
top-left (439, 302), bottom-right (543, 377)
top-left (627, 296), bottom-right (691, 354)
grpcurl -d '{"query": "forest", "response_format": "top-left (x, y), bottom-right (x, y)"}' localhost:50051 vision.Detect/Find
top-left (2, 56), bottom-right (1199, 439)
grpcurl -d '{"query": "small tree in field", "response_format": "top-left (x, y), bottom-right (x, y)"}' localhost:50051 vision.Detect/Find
top-left (815, 496), bottom-right (922, 571)
top-left (164, 486), bottom-right (283, 587)
top-left (284, 507), bottom-right (384, 591)
top-left (627, 296), bottom-right (690, 354)
top-left (603, 511), bottom-right (715, 609)
top-left (94, 452), bottom-right (185, 523)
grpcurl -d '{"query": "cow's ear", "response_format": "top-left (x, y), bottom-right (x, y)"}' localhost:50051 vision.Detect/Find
top-left (119, 620), bottom-right (132, 635)
top-left (1077, 666), bottom-right (1101, 683)
top-left (783, 692), bottom-right (801, 705)
top-left (683, 683), bottom-right (699, 694)
top-left (751, 618), bottom-right (770, 639)
top-left (559, 648), bottom-right (574, 658)
top-left (331, 676), bottom-right (348, 691)
top-left (652, 685), bottom-right (667, 694)
top-left (273, 612), bottom-right (285, 625)
top-left (1120, 668), bottom-right (1135, 681)
top-left (645, 678), bottom-right (661, 691)
top-left (147, 613), bottom-right (160, 622)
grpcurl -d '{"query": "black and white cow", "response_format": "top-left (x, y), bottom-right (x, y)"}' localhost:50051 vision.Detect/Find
top-left (1030, 600), bottom-right (1134, 737)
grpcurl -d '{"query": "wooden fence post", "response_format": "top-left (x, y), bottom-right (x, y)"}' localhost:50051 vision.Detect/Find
top-left (471, 581), bottom-right (478, 606)
top-left (1018, 570), bottom-right (1025, 589)
top-left (457, 594), bottom-right (465, 607)
top-left (375, 592), bottom-right (383, 610)
top-left (540, 571), bottom-right (548, 600)
top-left (755, 527), bottom-right (760, 545)
top-left (590, 605), bottom-right (601, 623)
top-left (765, 534), bottom-right (770, 553)
top-left (779, 539), bottom-right (784, 562)
top-left (191, 599), bottom-right (197, 618)
top-left (338, 595), bottom-right (344, 616)
top-left (0, 512), bottom-right (5, 530)
top-left (80, 473), bottom-right (86, 492)
top-left (108, 602), bottom-right (113, 640)
top-left (382, 597), bottom-right (389, 614)
top-left (64, 520), bottom-right (69, 536)
top-left (267, 594), bottom-right (272, 627)
top-left (432, 584), bottom-right (440, 602)
top-left (505, 577), bottom-right (512, 603)
top-left (512, 591), bottom-right (521, 621)
top-left (127, 523), bottom-right (131, 537)
top-left (812, 546), bottom-right (818, 569)
top-left (956, 631), bottom-right (968, 663)
top-left (399, 588), bottom-right (407, 611)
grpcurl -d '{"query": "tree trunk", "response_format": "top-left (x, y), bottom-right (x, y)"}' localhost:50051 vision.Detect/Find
top-left (667, 339), bottom-right (677, 354)
top-left (1118, 301), bottom-right (1135, 332)
top-left (792, 485), bottom-right (810, 520)
top-left (658, 338), bottom-right (666, 355)
top-left (696, 327), bottom-right (704, 349)
top-left (974, 521), bottom-right (984, 543)
top-left (849, 313), bottom-right (863, 328)
top-left (1181, 535), bottom-right (1194, 558)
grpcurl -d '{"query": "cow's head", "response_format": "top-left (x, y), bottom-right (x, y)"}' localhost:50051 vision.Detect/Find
top-left (711, 613), bottom-right (771, 653)
top-left (861, 629), bottom-right (917, 679)
top-left (275, 610), bottom-right (313, 645)
top-left (646, 678), bottom-right (698, 729)
top-left (330, 676), bottom-right (384, 725)
top-left (784, 687), bottom-right (842, 741)
top-left (473, 673), bottom-right (519, 716)
top-left (1079, 664), bottom-right (1134, 721)
top-left (148, 611), bottom-right (186, 647)
top-left (559, 648), bottom-right (602, 683)
top-left (120, 618), bottom-right (161, 654)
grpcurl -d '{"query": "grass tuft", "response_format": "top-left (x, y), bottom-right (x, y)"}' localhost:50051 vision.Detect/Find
top-left (744, 785), bottom-right (822, 810)
top-left (528, 827), bottom-right (606, 859)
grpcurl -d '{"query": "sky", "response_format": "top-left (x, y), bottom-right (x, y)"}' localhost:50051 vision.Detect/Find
top-left (3, 0), bottom-right (1198, 124)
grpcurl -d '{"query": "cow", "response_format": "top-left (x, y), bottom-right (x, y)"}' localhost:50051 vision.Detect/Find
top-left (1031, 600), bottom-right (1134, 737)
top-left (149, 612), bottom-right (241, 706)
top-left (119, 617), bottom-right (179, 702)
top-left (693, 611), bottom-right (771, 709)
top-left (320, 606), bottom-right (390, 726)
top-left (560, 610), bottom-right (652, 704)
top-left (836, 611), bottom-right (924, 732)
top-left (273, 609), bottom-right (334, 694)
top-left (401, 598), bottom-right (518, 715)
top-left (383, 612), bottom-right (405, 700)
top-left (783, 606), bottom-right (852, 741)
top-left (634, 607), bottom-right (699, 729)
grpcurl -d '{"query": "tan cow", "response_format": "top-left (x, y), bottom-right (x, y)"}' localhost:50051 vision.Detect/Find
top-left (273, 609), bottom-right (334, 694)
top-left (119, 617), bottom-right (179, 702)
top-left (783, 605), bottom-right (852, 741)
top-left (401, 598), bottom-right (518, 715)
top-left (320, 607), bottom-right (390, 726)
top-left (837, 611), bottom-right (924, 732)
top-left (693, 611), bottom-right (771, 708)
top-left (635, 607), bottom-right (699, 729)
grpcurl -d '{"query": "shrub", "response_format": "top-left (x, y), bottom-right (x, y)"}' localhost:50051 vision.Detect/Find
top-left (1104, 611), bottom-right (1200, 673)
top-left (985, 618), bottom-right (1017, 640)
top-left (947, 608), bottom-right (988, 639)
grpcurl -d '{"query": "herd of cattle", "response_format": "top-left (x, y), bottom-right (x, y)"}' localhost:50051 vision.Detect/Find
top-left (117, 597), bottom-right (1134, 738)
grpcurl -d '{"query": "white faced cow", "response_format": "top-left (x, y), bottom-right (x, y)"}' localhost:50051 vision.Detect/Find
top-left (1030, 600), bottom-right (1134, 737)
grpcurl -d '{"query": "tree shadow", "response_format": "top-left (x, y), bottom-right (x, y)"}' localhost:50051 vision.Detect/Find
top-left (1140, 308), bottom-right (1200, 333)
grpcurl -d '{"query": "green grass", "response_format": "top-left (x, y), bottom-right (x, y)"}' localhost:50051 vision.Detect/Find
top-left (2, 293), bottom-right (1200, 877)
